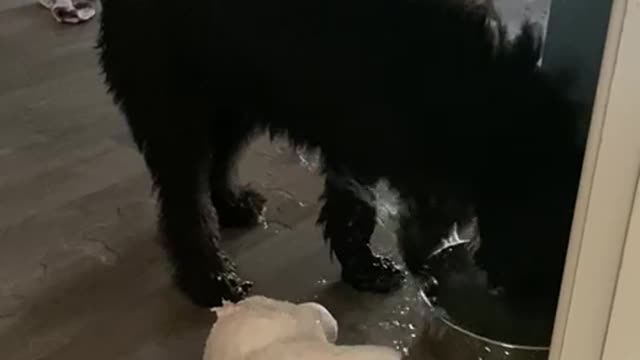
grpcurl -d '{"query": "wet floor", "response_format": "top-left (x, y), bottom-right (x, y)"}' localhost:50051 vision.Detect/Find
top-left (0, 1), bottom-right (551, 359)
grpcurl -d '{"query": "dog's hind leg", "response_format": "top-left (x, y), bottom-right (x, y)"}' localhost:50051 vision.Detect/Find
top-left (317, 174), bottom-right (405, 293)
top-left (127, 101), bottom-right (251, 307)
top-left (208, 110), bottom-right (266, 229)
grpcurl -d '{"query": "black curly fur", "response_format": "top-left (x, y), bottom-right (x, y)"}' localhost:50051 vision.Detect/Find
top-left (97, 0), bottom-right (583, 308)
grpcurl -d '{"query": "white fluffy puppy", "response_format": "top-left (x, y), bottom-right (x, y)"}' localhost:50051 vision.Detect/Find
top-left (204, 296), bottom-right (401, 360)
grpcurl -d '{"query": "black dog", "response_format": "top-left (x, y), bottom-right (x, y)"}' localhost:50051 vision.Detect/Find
top-left (97, 0), bottom-right (583, 308)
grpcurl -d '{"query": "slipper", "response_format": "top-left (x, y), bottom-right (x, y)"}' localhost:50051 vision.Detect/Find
top-left (38, 0), bottom-right (96, 24)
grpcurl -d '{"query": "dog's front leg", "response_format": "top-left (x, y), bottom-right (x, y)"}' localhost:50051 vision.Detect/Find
top-left (317, 175), bottom-right (405, 293)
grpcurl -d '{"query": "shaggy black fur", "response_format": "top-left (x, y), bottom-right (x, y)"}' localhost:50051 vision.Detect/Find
top-left (97, 0), bottom-right (583, 308)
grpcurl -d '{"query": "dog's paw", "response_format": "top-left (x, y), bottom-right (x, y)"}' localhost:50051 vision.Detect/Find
top-left (216, 271), bottom-right (254, 302)
top-left (176, 257), bottom-right (253, 308)
top-left (342, 256), bottom-right (405, 293)
top-left (181, 272), bottom-right (253, 308)
top-left (215, 187), bottom-right (267, 229)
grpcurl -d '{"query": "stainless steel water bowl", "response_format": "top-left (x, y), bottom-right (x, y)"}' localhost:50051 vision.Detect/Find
top-left (420, 291), bottom-right (550, 360)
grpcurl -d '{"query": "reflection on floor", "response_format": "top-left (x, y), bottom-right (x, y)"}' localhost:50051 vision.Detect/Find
top-left (0, 1), bottom-right (550, 359)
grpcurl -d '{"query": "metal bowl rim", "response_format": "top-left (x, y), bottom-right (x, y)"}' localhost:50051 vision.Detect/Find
top-left (419, 290), bottom-right (550, 352)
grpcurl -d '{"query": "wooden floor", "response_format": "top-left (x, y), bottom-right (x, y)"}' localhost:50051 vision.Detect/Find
top-left (0, 2), bottom-right (550, 360)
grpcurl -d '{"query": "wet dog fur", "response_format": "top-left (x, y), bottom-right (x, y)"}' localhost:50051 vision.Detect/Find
top-left (97, 0), bottom-right (584, 309)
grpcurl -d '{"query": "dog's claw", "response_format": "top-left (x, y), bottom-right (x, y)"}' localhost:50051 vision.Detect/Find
top-left (342, 256), bottom-right (405, 293)
top-left (240, 281), bottom-right (253, 293)
top-left (218, 271), bottom-right (253, 303)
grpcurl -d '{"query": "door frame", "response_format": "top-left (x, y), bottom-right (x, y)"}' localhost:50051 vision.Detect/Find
top-left (601, 173), bottom-right (640, 360)
top-left (549, 0), bottom-right (640, 359)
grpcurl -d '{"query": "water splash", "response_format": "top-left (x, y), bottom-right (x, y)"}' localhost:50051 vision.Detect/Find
top-left (296, 149), bottom-right (403, 231)
top-left (296, 148), bottom-right (321, 172)
top-left (372, 180), bottom-right (402, 229)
